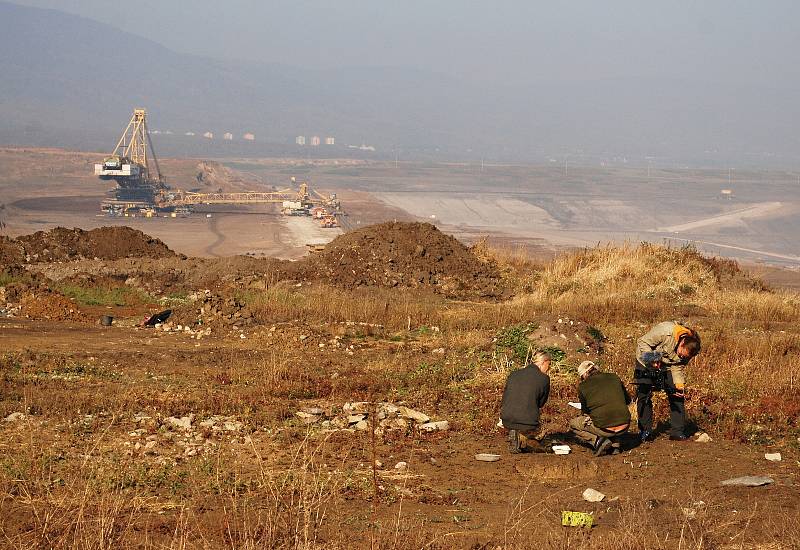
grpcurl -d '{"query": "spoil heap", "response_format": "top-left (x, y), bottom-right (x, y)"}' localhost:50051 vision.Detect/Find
top-left (13, 227), bottom-right (176, 263)
top-left (0, 236), bottom-right (23, 265)
top-left (302, 222), bottom-right (503, 298)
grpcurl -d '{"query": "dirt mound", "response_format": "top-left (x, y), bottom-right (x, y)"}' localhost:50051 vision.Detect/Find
top-left (14, 227), bottom-right (177, 263)
top-left (192, 161), bottom-right (254, 192)
top-left (302, 222), bottom-right (503, 298)
top-left (0, 236), bottom-right (24, 265)
top-left (19, 291), bottom-right (83, 322)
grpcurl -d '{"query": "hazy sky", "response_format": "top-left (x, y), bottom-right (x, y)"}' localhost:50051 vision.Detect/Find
top-left (11, 0), bottom-right (800, 88)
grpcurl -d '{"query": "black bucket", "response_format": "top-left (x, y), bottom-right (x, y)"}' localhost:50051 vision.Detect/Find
top-left (100, 315), bottom-right (113, 327)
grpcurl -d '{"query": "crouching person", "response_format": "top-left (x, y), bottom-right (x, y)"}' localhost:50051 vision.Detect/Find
top-left (501, 351), bottom-right (551, 453)
top-left (570, 361), bottom-right (631, 456)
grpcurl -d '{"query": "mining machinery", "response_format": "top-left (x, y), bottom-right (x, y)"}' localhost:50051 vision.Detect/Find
top-left (95, 109), bottom-right (167, 212)
top-left (94, 109), bottom-right (344, 226)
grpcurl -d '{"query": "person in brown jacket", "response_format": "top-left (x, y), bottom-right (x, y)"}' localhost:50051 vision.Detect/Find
top-left (634, 321), bottom-right (701, 442)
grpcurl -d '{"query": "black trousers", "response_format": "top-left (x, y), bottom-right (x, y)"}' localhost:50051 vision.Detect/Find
top-left (635, 369), bottom-right (685, 437)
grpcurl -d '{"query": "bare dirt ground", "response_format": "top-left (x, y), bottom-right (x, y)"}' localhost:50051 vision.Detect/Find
top-left (0, 315), bottom-right (797, 548)
top-left (1, 217), bottom-right (799, 547)
top-left (0, 149), bottom-right (345, 259)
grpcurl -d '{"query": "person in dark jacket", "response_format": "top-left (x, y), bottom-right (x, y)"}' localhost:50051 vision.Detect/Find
top-left (570, 361), bottom-right (631, 456)
top-left (500, 351), bottom-right (551, 453)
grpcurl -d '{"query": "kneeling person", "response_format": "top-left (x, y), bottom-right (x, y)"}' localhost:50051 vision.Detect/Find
top-left (500, 351), bottom-right (551, 453)
top-left (570, 361), bottom-right (631, 456)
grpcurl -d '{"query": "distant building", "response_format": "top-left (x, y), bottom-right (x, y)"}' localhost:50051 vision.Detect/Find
top-left (296, 136), bottom-right (306, 145)
top-left (311, 136), bottom-right (321, 146)
top-left (203, 132), bottom-right (214, 139)
top-left (324, 137), bottom-right (335, 145)
top-left (223, 132), bottom-right (234, 141)
top-left (243, 133), bottom-right (255, 141)
top-left (353, 143), bottom-right (375, 151)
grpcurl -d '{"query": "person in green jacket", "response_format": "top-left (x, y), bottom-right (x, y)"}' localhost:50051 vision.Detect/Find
top-left (570, 361), bottom-right (631, 456)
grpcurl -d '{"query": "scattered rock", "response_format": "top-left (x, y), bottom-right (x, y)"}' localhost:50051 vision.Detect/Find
top-left (695, 433), bottom-right (712, 443)
top-left (397, 406), bottom-right (430, 424)
top-left (720, 476), bottom-right (774, 487)
top-left (552, 445), bottom-right (571, 455)
top-left (164, 415), bottom-right (193, 431)
top-left (582, 488), bottom-right (605, 502)
top-left (764, 453), bottom-right (782, 462)
top-left (475, 453), bottom-right (501, 462)
top-left (418, 421), bottom-right (449, 432)
top-left (222, 420), bottom-right (243, 431)
top-left (394, 461), bottom-right (408, 471)
top-left (3, 412), bottom-right (25, 422)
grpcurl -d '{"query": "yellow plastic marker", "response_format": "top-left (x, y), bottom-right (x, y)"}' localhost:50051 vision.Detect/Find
top-left (561, 511), bottom-right (594, 528)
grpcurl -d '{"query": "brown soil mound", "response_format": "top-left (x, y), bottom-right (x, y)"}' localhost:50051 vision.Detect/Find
top-left (19, 291), bottom-right (83, 322)
top-left (14, 227), bottom-right (176, 263)
top-left (0, 236), bottom-right (24, 266)
top-left (302, 222), bottom-right (503, 298)
top-left (192, 161), bottom-right (254, 192)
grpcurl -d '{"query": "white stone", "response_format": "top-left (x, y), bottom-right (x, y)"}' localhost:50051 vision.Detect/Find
top-left (695, 433), bottom-right (712, 443)
top-left (394, 461), bottom-right (408, 471)
top-left (474, 453), bottom-right (501, 462)
top-left (552, 445), bottom-right (571, 455)
top-left (720, 476), bottom-right (773, 487)
top-left (354, 420), bottom-right (369, 431)
top-left (419, 421), bottom-right (449, 432)
top-left (164, 415), bottom-right (193, 431)
top-left (765, 453), bottom-right (782, 462)
top-left (397, 406), bottom-right (430, 424)
top-left (3, 412), bottom-right (25, 422)
top-left (347, 414), bottom-right (367, 424)
top-left (582, 488), bottom-right (606, 502)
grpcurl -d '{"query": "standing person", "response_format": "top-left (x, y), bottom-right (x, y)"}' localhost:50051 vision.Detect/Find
top-left (570, 361), bottom-right (631, 456)
top-left (634, 321), bottom-right (701, 442)
top-left (501, 351), bottom-right (551, 453)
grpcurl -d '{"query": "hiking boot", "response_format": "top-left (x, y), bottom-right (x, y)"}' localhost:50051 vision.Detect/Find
top-left (593, 437), bottom-right (613, 457)
top-left (639, 430), bottom-right (652, 444)
top-left (525, 438), bottom-right (549, 454)
top-left (508, 430), bottom-right (523, 454)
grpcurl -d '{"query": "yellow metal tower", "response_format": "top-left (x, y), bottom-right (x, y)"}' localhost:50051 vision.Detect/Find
top-left (104, 108), bottom-right (163, 183)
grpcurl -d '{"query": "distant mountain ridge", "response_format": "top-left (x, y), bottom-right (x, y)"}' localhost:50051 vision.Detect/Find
top-left (1, 1), bottom-right (799, 165)
top-left (0, 1), bottom-right (498, 158)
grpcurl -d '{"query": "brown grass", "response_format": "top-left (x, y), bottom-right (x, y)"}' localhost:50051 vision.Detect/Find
top-left (2, 240), bottom-right (800, 547)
